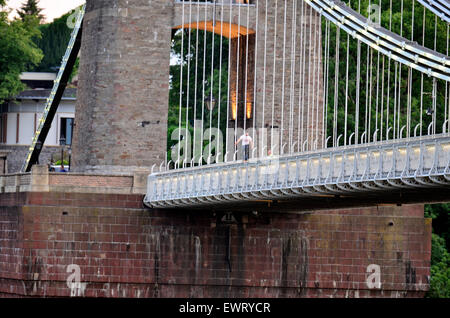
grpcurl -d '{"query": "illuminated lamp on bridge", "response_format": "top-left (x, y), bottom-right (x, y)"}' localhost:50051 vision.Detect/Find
top-left (205, 95), bottom-right (217, 111)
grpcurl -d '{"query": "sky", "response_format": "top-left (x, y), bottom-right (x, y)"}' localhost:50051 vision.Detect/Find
top-left (6, 0), bottom-right (85, 22)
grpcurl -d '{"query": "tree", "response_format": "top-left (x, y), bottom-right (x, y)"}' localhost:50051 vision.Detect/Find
top-left (427, 234), bottom-right (450, 298)
top-left (168, 28), bottom-right (230, 161)
top-left (425, 204), bottom-right (450, 298)
top-left (17, 0), bottom-right (44, 23)
top-left (32, 11), bottom-right (74, 72)
top-left (0, 0), bottom-right (43, 103)
top-left (425, 204), bottom-right (450, 248)
top-left (324, 0), bottom-right (448, 145)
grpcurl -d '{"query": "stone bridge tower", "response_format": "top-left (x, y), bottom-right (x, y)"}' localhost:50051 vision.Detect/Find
top-left (72, 0), bottom-right (174, 173)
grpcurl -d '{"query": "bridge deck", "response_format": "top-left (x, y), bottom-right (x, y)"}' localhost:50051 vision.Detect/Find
top-left (144, 135), bottom-right (450, 208)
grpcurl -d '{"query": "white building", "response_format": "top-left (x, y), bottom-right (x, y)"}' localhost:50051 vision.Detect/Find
top-left (0, 72), bottom-right (76, 173)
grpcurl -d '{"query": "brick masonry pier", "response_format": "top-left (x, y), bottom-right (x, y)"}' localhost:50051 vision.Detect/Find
top-left (0, 166), bottom-right (431, 297)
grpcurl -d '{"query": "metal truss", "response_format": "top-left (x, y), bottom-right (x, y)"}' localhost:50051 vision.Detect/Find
top-left (144, 135), bottom-right (450, 208)
top-left (417, 0), bottom-right (450, 24)
top-left (305, 0), bottom-right (450, 81)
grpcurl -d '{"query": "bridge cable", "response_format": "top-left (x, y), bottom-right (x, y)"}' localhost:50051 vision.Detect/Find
top-left (192, 0), bottom-right (200, 166)
top-left (343, 0), bottom-right (352, 146)
top-left (244, 2), bottom-right (251, 146)
top-left (280, 0), bottom-right (287, 154)
top-left (261, 0), bottom-right (268, 157)
top-left (271, 0), bottom-right (278, 152)
top-left (397, 0), bottom-right (404, 140)
top-left (289, 0), bottom-right (297, 154)
top-left (217, 0), bottom-right (225, 164)
top-left (201, 3), bottom-right (208, 165)
top-left (235, 2), bottom-right (242, 158)
top-left (298, 0), bottom-right (306, 152)
top-left (311, 4), bottom-right (318, 150)
top-left (447, 24), bottom-right (450, 133)
top-left (315, 8), bottom-right (322, 150)
top-left (177, 0), bottom-right (185, 168)
top-left (225, 1), bottom-right (233, 162)
top-left (209, 1), bottom-right (216, 161)
top-left (308, 4), bottom-right (314, 150)
top-left (299, 0), bottom-right (307, 151)
top-left (252, 0), bottom-right (259, 152)
top-left (322, 19), bottom-right (330, 149)
top-left (420, 5), bottom-right (425, 137)
top-left (380, 0), bottom-right (385, 141)
top-left (185, 1), bottom-right (192, 168)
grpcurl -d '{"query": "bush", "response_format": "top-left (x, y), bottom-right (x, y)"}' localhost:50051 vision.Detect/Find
top-left (54, 160), bottom-right (69, 165)
top-left (427, 234), bottom-right (450, 298)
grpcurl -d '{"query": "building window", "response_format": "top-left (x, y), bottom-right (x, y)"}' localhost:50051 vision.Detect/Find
top-left (0, 114), bottom-right (6, 144)
top-left (60, 118), bottom-right (74, 145)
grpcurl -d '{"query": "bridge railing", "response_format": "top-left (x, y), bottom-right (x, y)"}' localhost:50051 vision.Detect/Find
top-left (145, 134), bottom-right (450, 208)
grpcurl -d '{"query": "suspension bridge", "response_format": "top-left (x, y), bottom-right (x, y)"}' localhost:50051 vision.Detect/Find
top-left (3, 0), bottom-right (447, 299)
top-left (21, 0), bottom-right (450, 209)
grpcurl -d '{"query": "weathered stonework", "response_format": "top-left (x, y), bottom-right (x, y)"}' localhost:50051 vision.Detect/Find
top-left (0, 145), bottom-right (58, 174)
top-left (0, 189), bottom-right (431, 298)
top-left (0, 169), bottom-right (433, 298)
top-left (72, 0), bottom-right (174, 174)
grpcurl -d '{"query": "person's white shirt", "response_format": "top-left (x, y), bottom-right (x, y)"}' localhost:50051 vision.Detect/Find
top-left (237, 134), bottom-right (253, 146)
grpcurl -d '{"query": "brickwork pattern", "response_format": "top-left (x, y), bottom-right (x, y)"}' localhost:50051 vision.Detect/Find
top-left (72, 0), bottom-right (173, 173)
top-left (0, 192), bottom-right (431, 298)
top-left (49, 175), bottom-right (133, 188)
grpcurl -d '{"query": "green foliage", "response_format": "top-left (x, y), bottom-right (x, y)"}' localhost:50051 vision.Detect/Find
top-left (424, 204), bottom-right (450, 298)
top-left (168, 29), bottom-right (229, 161)
top-left (325, 1), bottom-right (449, 144)
top-left (425, 204), bottom-right (450, 252)
top-left (0, 3), bottom-right (43, 102)
top-left (17, 0), bottom-right (44, 23)
top-left (54, 160), bottom-right (69, 166)
top-left (427, 234), bottom-right (450, 298)
top-left (32, 11), bottom-right (73, 72)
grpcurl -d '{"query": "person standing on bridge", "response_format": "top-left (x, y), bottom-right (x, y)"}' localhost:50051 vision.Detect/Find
top-left (235, 132), bottom-right (254, 163)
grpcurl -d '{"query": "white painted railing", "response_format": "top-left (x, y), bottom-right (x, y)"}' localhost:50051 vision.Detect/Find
top-left (145, 134), bottom-right (450, 208)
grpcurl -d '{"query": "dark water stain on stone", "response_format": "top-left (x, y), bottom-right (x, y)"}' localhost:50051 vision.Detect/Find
top-left (405, 260), bottom-right (416, 287)
top-left (281, 235), bottom-right (291, 290)
top-left (281, 233), bottom-right (309, 297)
top-left (24, 256), bottom-right (43, 295)
top-left (298, 236), bottom-right (309, 297)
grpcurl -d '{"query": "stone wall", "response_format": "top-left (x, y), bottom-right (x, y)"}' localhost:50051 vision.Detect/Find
top-left (0, 145), bottom-right (59, 174)
top-left (71, 0), bottom-right (173, 174)
top-left (0, 190), bottom-right (431, 298)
